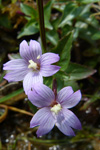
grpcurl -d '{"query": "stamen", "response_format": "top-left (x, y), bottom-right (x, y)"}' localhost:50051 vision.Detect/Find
top-left (50, 104), bottom-right (62, 114)
top-left (28, 60), bottom-right (37, 70)
top-left (37, 55), bottom-right (40, 59)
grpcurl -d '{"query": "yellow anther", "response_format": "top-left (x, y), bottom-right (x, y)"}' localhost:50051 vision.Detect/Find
top-left (37, 55), bottom-right (40, 59)
top-left (28, 60), bottom-right (37, 70)
top-left (51, 104), bottom-right (62, 114)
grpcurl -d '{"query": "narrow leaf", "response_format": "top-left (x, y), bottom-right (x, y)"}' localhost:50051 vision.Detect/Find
top-left (20, 3), bottom-right (37, 18)
top-left (17, 21), bottom-right (39, 39)
top-left (58, 32), bottom-right (73, 70)
top-left (63, 62), bottom-right (96, 81)
top-left (46, 29), bottom-right (59, 46)
top-left (76, 0), bottom-right (100, 4)
top-left (59, 3), bottom-right (82, 27)
top-left (44, 0), bottom-right (54, 30)
top-left (0, 88), bottom-right (24, 103)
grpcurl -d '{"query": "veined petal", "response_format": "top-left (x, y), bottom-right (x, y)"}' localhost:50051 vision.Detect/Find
top-left (30, 107), bottom-right (55, 136)
top-left (23, 72), bottom-right (43, 94)
top-left (19, 40), bottom-right (31, 61)
top-left (29, 40), bottom-right (42, 62)
top-left (32, 72), bottom-right (43, 84)
top-left (36, 108), bottom-right (55, 137)
top-left (23, 72), bottom-right (33, 94)
top-left (30, 107), bottom-right (49, 128)
top-left (61, 90), bottom-right (82, 108)
top-left (32, 83), bottom-right (55, 105)
top-left (40, 65), bottom-right (61, 77)
top-left (62, 108), bottom-right (82, 130)
top-left (40, 53), bottom-right (60, 65)
top-left (56, 111), bottom-right (75, 136)
top-left (3, 59), bottom-right (28, 70)
top-left (3, 69), bottom-right (28, 82)
top-left (28, 89), bottom-right (54, 107)
top-left (57, 86), bottom-right (74, 104)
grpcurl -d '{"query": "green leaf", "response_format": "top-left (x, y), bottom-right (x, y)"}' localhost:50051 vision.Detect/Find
top-left (53, 3), bottom-right (66, 12)
top-left (59, 3), bottom-right (82, 27)
top-left (51, 16), bottom-right (61, 30)
top-left (0, 88), bottom-right (24, 103)
top-left (28, 101), bottom-right (37, 113)
top-left (52, 32), bottom-right (71, 53)
top-left (53, 73), bottom-right (64, 92)
top-left (76, 0), bottom-right (100, 4)
top-left (58, 32), bottom-right (73, 70)
top-left (20, 3), bottom-right (37, 18)
top-left (63, 62), bottom-right (96, 81)
top-left (51, 32), bottom-right (73, 70)
top-left (46, 29), bottom-right (59, 46)
top-left (56, 78), bottom-right (64, 92)
top-left (44, 0), bottom-right (54, 30)
top-left (92, 32), bottom-right (100, 40)
top-left (79, 14), bottom-right (99, 29)
top-left (17, 21), bottom-right (39, 39)
top-left (8, 53), bottom-right (21, 60)
top-left (44, 77), bottom-right (53, 89)
top-left (64, 80), bottom-right (79, 91)
top-left (79, 4), bottom-right (91, 16)
top-left (62, 25), bottom-right (73, 37)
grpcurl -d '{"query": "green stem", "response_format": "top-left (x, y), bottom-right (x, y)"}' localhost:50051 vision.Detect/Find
top-left (36, 0), bottom-right (46, 52)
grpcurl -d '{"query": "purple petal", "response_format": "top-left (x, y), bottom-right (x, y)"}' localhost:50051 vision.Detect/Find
top-left (40, 53), bottom-right (60, 65)
top-left (62, 107), bottom-right (82, 130)
top-left (29, 40), bottom-right (42, 62)
top-left (3, 59), bottom-right (28, 70)
top-left (32, 72), bottom-right (43, 84)
top-left (61, 90), bottom-right (82, 108)
top-left (56, 111), bottom-right (75, 136)
top-left (40, 65), bottom-right (61, 77)
top-left (28, 88), bottom-right (54, 107)
top-left (3, 69), bottom-right (28, 82)
top-left (30, 107), bottom-right (50, 128)
top-left (19, 40), bottom-right (31, 61)
top-left (57, 86), bottom-right (74, 104)
top-left (23, 72), bottom-right (43, 94)
top-left (32, 83), bottom-right (55, 105)
top-left (30, 107), bottom-right (55, 137)
top-left (36, 108), bottom-right (55, 137)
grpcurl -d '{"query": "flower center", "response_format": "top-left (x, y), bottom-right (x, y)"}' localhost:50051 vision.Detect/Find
top-left (28, 60), bottom-right (38, 70)
top-left (50, 103), bottom-right (62, 114)
top-left (28, 55), bottom-right (41, 71)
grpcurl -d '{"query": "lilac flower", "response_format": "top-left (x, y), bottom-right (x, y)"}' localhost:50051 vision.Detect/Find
top-left (28, 83), bottom-right (82, 137)
top-left (3, 40), bottom-right (60, 94)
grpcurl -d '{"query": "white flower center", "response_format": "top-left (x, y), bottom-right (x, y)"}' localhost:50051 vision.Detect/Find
top-left (50, 104), bottom-right (62, 114)
top-left (28, 60), bottom-right (38, 70)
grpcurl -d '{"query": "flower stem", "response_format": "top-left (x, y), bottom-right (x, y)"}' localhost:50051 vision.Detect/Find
top-left (36, 0), bottom-right (46, 52)
top-left (52, 79), bottom-right (57, 98)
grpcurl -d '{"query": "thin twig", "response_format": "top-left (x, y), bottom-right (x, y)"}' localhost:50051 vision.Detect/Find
top-left (0, 104), bottom-right (34, 116)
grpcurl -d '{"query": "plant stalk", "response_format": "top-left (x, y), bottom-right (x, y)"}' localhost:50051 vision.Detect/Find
top-left (36, 0), bottom-right (46, 52)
